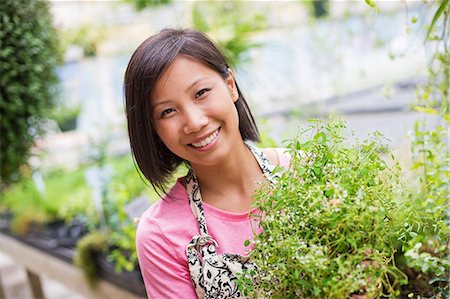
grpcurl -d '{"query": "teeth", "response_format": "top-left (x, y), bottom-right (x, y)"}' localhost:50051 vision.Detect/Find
top-left (191, 129), bottom-right (219, 148)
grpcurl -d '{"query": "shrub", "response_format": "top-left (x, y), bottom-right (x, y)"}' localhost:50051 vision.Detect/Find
top-left (0, 0), bottom-right (60, 188)
top-left (241, 116), bottom-right (449, 298)
top-left (242, 117), bottom-right (406, 298)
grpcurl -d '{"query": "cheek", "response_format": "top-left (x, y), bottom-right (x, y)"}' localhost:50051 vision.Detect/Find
top-left (224, 101), bottom-right (239, 125)
top-left (154, 122), bottom-right (176, 146)
top-left (211, 94), bottom-right (239, 120)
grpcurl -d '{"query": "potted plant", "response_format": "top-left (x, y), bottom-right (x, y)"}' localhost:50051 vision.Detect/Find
top-left (240, 117), bottom-right (449, 298)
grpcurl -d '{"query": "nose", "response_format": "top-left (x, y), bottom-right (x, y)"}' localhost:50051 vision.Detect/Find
top-left (182, 104), bottom-right (208, 135)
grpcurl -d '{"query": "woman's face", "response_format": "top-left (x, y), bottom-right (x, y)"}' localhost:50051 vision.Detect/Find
top-left (151, 56), bottom-right (241, 167)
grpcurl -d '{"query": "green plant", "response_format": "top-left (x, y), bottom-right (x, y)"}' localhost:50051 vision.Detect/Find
top-left (60, 25), bottom-right (106, 57)
top-left (241, 117), bottom-right (406, 298)
top-left (0, 166), bottom-right (95, 230)
top-left (103, 158), bottom-right (187, 273)
top-left (10, 210), bottom-right (47, 235)
top-left (123, 0), bottom-right (171, 11)
top-left (74, 231), bottom-right (109, 287)
top-left (393, 118), bottom-right (449, 297)
top-left (51, 103), bottom-right (81, 132)
top-left (256, 119), bottom-right (279, 148)
top-left (102, 180), bottom-right (142, 274)
top-left (107, 222), bottom-right (139, 273)
top-left (192, 0), bottom-right (267, 68)
top-left (0, 0), bottom-right (60, 189)
top-left (242, 2), bottom-right (449, 296)
top-left (302, 0), bottom-right (330, 19)
top-left (397, 0), bottom-right (449, 297)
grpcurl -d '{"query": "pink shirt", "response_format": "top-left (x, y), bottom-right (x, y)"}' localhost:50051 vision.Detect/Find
top-left (136, 148), bottom-right (290, 298)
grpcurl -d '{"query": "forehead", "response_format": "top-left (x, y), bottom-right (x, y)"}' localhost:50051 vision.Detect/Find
top-left (153, 57), bottom-right (219, 98)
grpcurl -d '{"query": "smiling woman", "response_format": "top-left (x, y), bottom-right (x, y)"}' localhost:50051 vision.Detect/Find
top-left (123, 28), bottom-right (290, 298)
top-left (151, 57), bottom-right (241, 167)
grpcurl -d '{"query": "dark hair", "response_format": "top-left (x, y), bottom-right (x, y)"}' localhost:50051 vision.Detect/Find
top-left (124, 28), bottom-right (260, 191)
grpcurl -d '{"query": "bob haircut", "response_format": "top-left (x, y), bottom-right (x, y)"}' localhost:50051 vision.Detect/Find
top-left (124, 28), bottom-right (260, 191)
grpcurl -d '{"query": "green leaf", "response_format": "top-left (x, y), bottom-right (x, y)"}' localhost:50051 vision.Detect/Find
top-left (192, 4), bottom-right (209, 32)
top-left (426, 0), bottom-right (449, 40)
top-left (365, 0), bottom-right (377, 8)
top-left (413, 106), bottom-right (439, 114)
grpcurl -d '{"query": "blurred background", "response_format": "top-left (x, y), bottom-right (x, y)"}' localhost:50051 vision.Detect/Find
top-left (1, 0), bottom-right (448, 298)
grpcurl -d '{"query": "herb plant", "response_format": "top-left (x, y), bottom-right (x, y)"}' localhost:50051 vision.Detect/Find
top-left (243, 117), bottom-right (406, 298)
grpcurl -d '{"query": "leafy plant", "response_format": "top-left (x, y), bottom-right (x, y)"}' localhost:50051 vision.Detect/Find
top-left (242, 2), bottom-right (449, 296)
top-left (397, 0), bottom-right (449, 296)
top-left (51, 103), bottom-right (81, 132)
top-left (59, 25), bottom-right (106, 57)
top-left (74, 230), bottom-right (109, 287)
top-left (0, 0), bottom-right (60, 189)
top-left (242, 117), bottom-right (406, 298)
top-left (122, 0), bottom-right (171, 11)
top-left (302, 0), bottom-right (330, 19)
top-left (0, 166), bottom-right (95, 234)
top-left (191, 0), bottom-right (267, 67)
top-left (103, 158), bottom-right (187, 273)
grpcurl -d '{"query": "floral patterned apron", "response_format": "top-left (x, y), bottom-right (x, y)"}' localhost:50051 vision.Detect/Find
top-left (185, 142), bottom-right (278, 299)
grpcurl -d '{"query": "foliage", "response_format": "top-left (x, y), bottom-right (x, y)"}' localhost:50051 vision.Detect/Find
top-left (302, 0), bottom-right (330, 19)
top-left (191, 0), bottom-right (267, 67)
top-left (241, 117), bottom-right (406, 298)
top-left (59, 25), bottom-right (106, 57)
top-left (426, 0), bottom-right (449, 40)
top-left (10, 210), bottom-right (47, 235)
top-left (0, 0), bottom-right (60, 189)
top-left (396, 0), bottom-right (450, 296)
top-left (50, 103), bottom-right (81, 132)
top-left (242, 1), bottom-right (449, 297)
top-left (364, 0), bottom-right (380, 14)
top-left (103, 159), bottom-right (186, 273)
top-left (122, 0), bottom-right (171, 11)
top-left (0, 153), bottom-right (151, 237)
top-left (74, 231), bottom-right (109, 287)
top-left (394, 120), bottom-right (449, 297)
top-left (256, 119), bottom-right (279, 148)
top-left (102, 178), bottom-right (143, 273)
top-left (0, 166), bottom-right (95, 233)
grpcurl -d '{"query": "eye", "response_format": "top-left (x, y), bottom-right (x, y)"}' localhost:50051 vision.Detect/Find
top-left (195, 88), bottom-right (211, 99)
top-left (160, 108), bottom-right (175, 117)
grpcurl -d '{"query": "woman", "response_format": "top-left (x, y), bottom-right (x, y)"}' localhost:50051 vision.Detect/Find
top-left (124, 28), bottom-right (290, 298)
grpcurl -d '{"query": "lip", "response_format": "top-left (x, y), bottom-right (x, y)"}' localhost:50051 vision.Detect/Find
top-left (188, 128), bottom-right (221, 151)
top-left (189, 128), bottom-right (220, 144)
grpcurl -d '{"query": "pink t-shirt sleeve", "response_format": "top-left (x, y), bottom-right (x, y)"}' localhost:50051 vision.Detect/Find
top-left (136, 214), bottom-right (196, 299)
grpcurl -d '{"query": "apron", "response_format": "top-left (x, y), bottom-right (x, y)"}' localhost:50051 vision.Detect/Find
top-left (185, 142), bottom-right (279, 299)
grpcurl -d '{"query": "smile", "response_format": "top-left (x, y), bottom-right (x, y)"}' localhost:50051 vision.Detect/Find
top-left (190, 129), bottom-right (220, 148)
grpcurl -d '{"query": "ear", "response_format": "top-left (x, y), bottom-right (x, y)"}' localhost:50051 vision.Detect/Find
top-left (226, 68), bottom-right (239, 102)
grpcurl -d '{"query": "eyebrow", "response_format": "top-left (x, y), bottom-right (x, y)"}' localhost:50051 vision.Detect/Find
top-left (152, 77), bottom-right (209, 110)
top-left (186, 76), bottom-right (208, 92)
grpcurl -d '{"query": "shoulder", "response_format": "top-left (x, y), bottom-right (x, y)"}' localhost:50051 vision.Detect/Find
top-left (142, 179), bottom-right (188, 219)
top-left (261, 147), bottom-right (291, 168)
top-left (136, 179), bottom-right (196, 246)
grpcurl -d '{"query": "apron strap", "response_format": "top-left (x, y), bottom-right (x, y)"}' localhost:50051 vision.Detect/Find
top-left (185, 142), bottom-right (278, 298)
top-left (244, 141), bottom-right (280, 185)
top-left (186, 168), bottom-right (210, 236)
top-left (186, 142), bottom-right (279, 249)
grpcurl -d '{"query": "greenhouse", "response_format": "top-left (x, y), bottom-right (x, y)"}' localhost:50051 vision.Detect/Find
top-left (0, 0), bottom-right (448, 298)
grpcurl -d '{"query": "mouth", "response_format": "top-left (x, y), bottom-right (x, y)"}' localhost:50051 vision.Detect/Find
top-left (189, 128), bottom-right (220, 148)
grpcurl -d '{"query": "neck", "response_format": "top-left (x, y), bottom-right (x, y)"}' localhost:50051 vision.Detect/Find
top-left (190, 141), bottom-right (264, 212)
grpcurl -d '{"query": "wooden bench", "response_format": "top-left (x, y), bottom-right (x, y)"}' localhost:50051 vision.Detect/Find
top-left (0, 232), bottom-right (145, 299)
